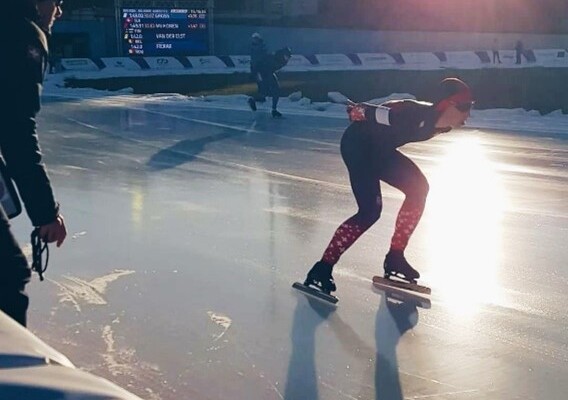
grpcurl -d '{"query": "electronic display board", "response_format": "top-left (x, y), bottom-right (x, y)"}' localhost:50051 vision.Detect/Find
top-left (121, 8), bottom-right (208, 56)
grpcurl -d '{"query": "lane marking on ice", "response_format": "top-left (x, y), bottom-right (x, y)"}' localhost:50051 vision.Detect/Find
top-left (51, 269), bottom-right (135, 312)
top-left (207, 311), bottom-right (232, 342)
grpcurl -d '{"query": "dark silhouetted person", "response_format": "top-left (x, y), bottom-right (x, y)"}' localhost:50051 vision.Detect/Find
top-left (247, 47), bottom-right (292, 118)
top-left (0, 0), bottom-right (67, 327)
top-left (492, 38), bottom-right (502, 64)
top-left (249, 32), bottom-right (268, 102)
top-left (515, 40), bottom-right (524, 64)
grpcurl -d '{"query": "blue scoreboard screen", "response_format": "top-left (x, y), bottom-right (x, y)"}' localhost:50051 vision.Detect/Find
top-left (121, 8), bottom-right (209, 56)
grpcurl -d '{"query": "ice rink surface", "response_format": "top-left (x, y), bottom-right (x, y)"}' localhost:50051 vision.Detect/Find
top-left (11, 94), bottom-right (567, 400)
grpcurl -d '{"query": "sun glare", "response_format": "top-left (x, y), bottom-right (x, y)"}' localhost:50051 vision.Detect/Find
top-left (424, 136), bottom-right (509, 315)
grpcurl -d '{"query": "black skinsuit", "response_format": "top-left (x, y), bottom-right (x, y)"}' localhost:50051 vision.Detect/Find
top-left (0, 8), bottom-right (60, 326)
top-left (255, 48), bottom-right (290, 111)
top-left (341, 100), bottom-right (449, 226)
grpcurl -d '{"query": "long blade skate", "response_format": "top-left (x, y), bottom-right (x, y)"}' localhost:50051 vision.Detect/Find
top-left (292, 282), bottom-right (338, 304)
top-left (371, 280), bottom-right (431, 309)
top-left (372, 275), bottom-right (431, 295)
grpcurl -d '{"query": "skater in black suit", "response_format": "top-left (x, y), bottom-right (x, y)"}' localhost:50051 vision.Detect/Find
top-left (302, 78), bottom-right (474, 295)
top-left (247, 47), bottom-right (292, 118)
top-left (249, 32), bottom-right (268, 102)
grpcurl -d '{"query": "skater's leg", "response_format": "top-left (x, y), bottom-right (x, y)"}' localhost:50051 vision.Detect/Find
top-left (379, 151), bottom-right (428, 280)
top-left (321, 173), bottom-right (382, 265)
top-left (248, 72), bottom-right (259, 110)
top-left (320, 130), bottom-right (383, 266)
top-left (381, 151), bottom-right (429, 253)
top-left (251, 71), bottom-right (266, 102)
top-left (305, 130), bottom-right (380, 293)
top-left (272, 86), bottom-right (279, 112)
top-left (266, 74), bottom-right (281, 116)
top-left (247, 97), bottom-right (257, 111)
top-left (272, 96), bottom-right (280, 114)
top-left (256, 77), bottom-right (266, 102)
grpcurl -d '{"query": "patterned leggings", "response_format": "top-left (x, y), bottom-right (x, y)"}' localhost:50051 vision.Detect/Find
top-left (321, 131), bottom-right (429, 265)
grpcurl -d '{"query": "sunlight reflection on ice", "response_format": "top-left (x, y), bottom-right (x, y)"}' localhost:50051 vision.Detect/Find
top-left (425, 136), bottom-right (509, 315)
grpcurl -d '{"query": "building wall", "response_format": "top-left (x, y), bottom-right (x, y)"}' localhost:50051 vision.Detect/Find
top-left (214, 25), bottom-right (568, 56)
top-left (215, 0), bottom-right (318, 16)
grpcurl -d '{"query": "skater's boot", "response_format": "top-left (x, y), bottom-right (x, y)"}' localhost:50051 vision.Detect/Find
top-left (247, 97), bottom-right (257, 111)
top-left (271, 109), bottom-right (282, 118)
top-left (304, 261), bottom-right (336, 294)
top-left (383, 250), bottom-right (420, 283)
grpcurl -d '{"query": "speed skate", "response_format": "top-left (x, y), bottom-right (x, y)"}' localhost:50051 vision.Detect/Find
top-left (372, 275), bottom-right (431, 295)
top-left (292, 282), bottom-right (339, 304)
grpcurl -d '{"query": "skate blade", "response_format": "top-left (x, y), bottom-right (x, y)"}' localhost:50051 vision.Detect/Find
top-left (371, 280), bottom-right (431, 309)
top-left (373, 276), bottom-right (431, 295)
top-left (292, 282), bottom-right (338, 304)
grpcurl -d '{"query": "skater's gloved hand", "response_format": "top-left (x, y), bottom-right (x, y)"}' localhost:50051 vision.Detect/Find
top-left (347, 103), bottom-right (367, 122)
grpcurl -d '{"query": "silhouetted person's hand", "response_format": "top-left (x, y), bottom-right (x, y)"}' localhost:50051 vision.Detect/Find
top-left (39, 214), bottom-right (67, 247)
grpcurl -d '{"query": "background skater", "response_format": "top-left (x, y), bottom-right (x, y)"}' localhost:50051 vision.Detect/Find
top-left (247, 47), bottom-right (292, 118)
top-left (249, 32), bottom-right (268, 102)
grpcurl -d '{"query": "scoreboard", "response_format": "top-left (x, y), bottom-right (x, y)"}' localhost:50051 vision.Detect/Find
top-left (121, 8), bottom-right (209, 56)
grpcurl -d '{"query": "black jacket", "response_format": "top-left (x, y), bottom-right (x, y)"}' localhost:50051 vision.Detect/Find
top-left (256, 47), bottom-right (291, 76)
top-left (250, 39), bottom-right (267, 74)
top-left (0, 14), bottom-right (60, 226)
top-left (347, 100), bottom-right (451, 150)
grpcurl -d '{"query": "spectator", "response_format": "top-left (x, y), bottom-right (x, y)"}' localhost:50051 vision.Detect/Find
top-left (515, 40), bottom-right (524, 64)
top-left (492, 38), bottom-right (502, 64)
top-left (0, 0), bottom-right (67, 327)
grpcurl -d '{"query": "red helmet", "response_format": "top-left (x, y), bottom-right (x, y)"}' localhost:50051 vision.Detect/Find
top-left (434, 78), bottom-right (474, 112)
